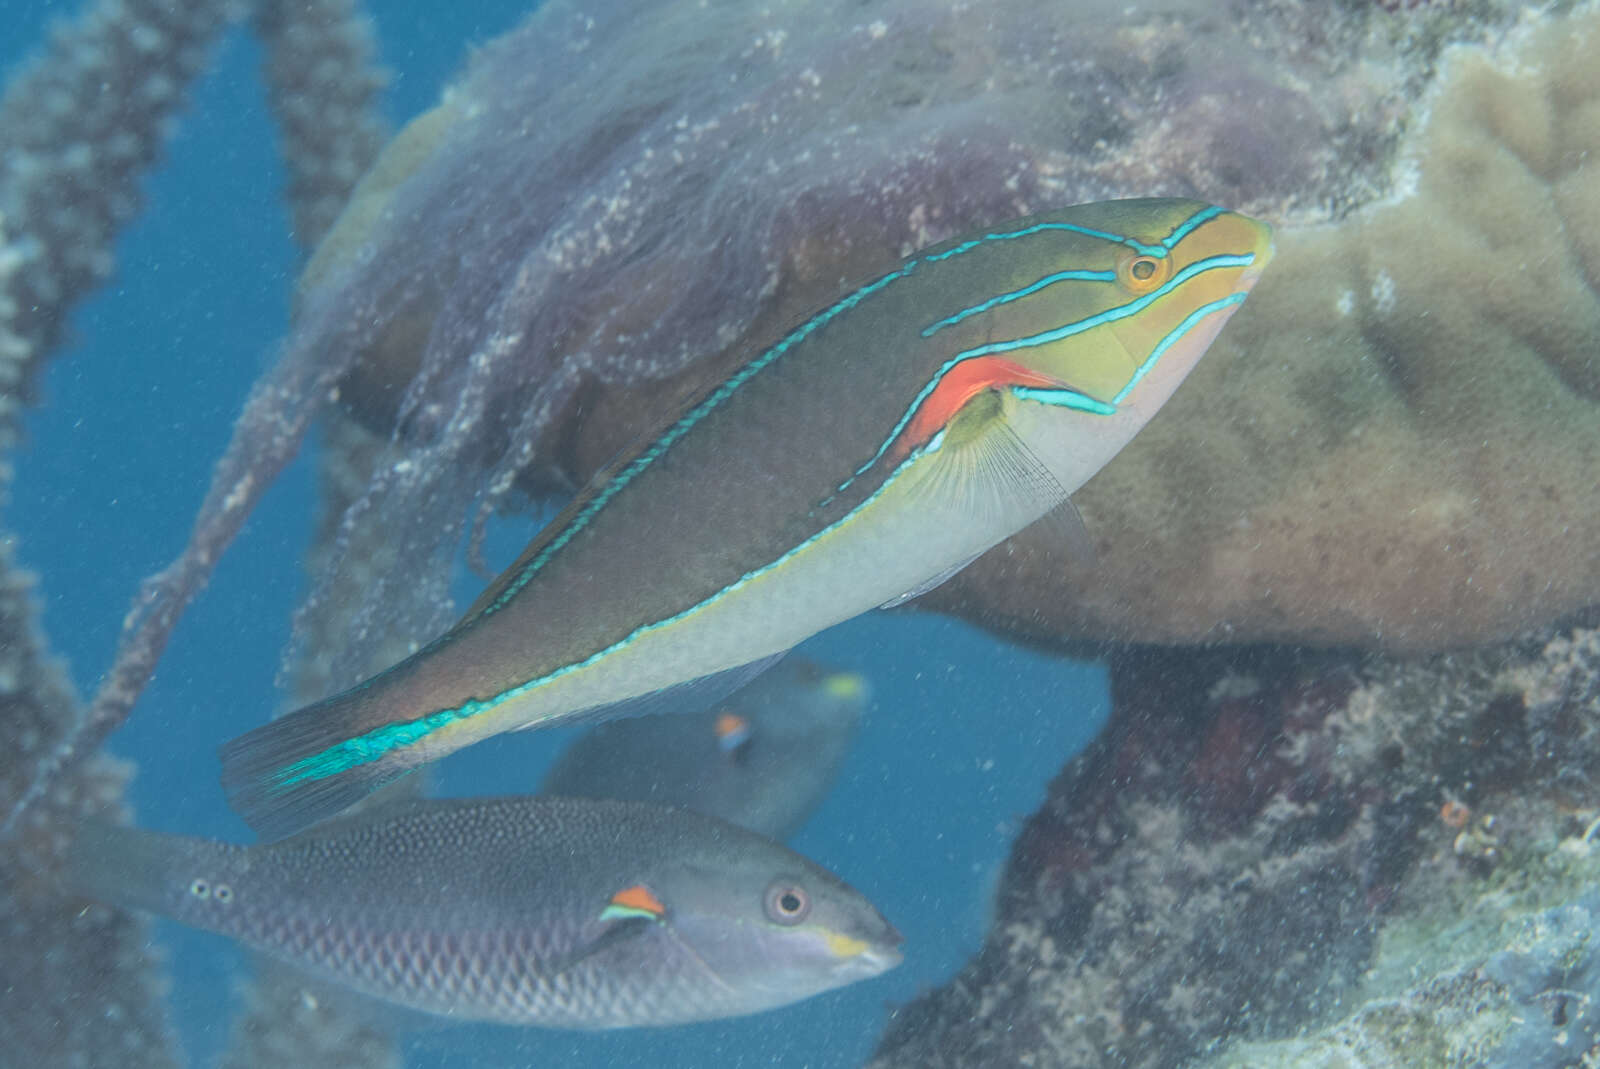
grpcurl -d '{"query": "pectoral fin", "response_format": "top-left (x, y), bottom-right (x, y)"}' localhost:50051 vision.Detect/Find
top-left (876, 390), bottom-right (1073, 610)
top-left (546, 885), bottom-right (667, 977)
top-left (1034, 496), bottom-right (1098, 571)
top-left (915, 391), bottom-right (1069, 518)
top-left (546, 916), bottom-right (655, 978)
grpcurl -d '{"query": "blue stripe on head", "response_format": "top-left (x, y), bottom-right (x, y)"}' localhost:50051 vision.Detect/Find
top-left (1111, 291), bottom-right (1247, 405)
top-left (920, 269), bottom-right (1118, 339)
top-left (951, 253), bottom-right (1257, 360)
top-left (1161, 205), bottom-right (1226, 249)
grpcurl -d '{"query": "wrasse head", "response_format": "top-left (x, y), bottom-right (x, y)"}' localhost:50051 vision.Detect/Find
top-left (1032, 198), bottom-right (1274, 413)
top-left (657, 837), bottom-right (902, 1014)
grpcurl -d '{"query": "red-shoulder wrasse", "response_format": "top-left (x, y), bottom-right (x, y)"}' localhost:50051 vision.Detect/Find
top-left (541, 658), bottom-right (866, 840)
top-left (66, 797), bottom-right (901, 1028)
top-left (221, 198), bottom-right (1274, 839)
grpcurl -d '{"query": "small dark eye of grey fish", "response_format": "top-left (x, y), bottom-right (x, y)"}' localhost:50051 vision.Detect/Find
top-left (764, 881), bottom-right (810, 925)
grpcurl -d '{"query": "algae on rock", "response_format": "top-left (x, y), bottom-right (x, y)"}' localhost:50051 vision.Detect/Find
top-left (869, 623), bottom-right (1600, 1069)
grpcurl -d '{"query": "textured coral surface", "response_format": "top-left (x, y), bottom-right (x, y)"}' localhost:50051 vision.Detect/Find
top-left (931, 3), bottom-right (1600, 652)
top-left (0, 1), bottom-right (397, 1065)
top-left (868, 625), bottom-right (1600, 1069)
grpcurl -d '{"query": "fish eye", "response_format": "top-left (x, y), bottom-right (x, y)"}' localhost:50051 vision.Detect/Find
top-left (214, 884), bottom-right (234, 904)
top-left (764, 880), bottom-right (811, 925)
top-left (1119, 252), bottom-right (1169, 293)
top-left (189, 879), bottom-right (210, 899)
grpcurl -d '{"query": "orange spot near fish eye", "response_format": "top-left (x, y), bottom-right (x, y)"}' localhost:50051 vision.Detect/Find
top-left (893, 356), bottom-right (1067, 460)
top-left (607, 884), bottom-right (667, 919)
top-left (1118, 251), bottom-right (1171, 294)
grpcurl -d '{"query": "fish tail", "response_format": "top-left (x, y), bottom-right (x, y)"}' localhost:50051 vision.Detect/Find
top-left (219, 687), bottom-right (423, 841)
top-left (66, 820), bottom-right (233, 919)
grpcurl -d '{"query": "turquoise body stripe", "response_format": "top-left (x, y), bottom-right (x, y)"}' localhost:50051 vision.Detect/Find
top-left (946, 253), bottom-right (1255, 362)
top-left (275, 430), bottom-right (952, 789)
top-left (1159, 204), bottom-right (1225, 249)
top-left (1111, 291), bottom-right (1246, 405)
top-left (476, 205), bottom-right (1227, 619)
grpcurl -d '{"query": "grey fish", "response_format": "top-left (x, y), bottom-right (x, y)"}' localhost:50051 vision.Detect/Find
top-left (66, 796), bottom-right (901, 1029)
top-left (541, 659), bottom-right (865, 840)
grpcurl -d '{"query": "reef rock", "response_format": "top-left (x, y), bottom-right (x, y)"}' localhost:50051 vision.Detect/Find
top-left (867, 626), bottom-right (1600, 1069)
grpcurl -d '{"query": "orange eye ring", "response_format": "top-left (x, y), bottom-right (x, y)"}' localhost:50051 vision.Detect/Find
top-left (1119, 252), bottom-right (1170, 294)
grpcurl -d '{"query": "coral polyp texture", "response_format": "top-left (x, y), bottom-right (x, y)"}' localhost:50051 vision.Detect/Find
top-left (931, 2), bottom-right (1600, 652)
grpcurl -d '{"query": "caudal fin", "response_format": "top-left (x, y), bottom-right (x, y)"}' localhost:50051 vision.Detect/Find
top-left (218, 690), bottom-right (417, 842)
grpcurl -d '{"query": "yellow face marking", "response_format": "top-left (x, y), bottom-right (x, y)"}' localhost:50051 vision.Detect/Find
top-left (823, 930), bottom-right (870, 959)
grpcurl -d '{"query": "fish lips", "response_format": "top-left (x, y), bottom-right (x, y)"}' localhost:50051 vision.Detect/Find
top-left (667, 906), bottom-right (903, 1011)
top-left (838, 932), bottom-right (904, 979)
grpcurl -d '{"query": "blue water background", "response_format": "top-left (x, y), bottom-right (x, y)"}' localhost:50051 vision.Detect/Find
top-left (4, 3), bottom-right (1107, 1065)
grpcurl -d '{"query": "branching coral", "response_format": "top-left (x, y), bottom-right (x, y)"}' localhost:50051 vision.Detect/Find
top-left (0, 0), bottom-right (395, 1064)
top-left (0, 1), bottom-right (241, 1062)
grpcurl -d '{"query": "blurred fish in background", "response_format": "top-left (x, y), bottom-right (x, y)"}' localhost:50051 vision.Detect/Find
top-left (65, 795), bottom-right (902, 1030)
top-left (541, 659), bottom-right (866, 841)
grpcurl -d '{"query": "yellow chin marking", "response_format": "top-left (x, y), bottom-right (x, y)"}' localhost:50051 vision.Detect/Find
top-left (824, 930), bottom-right (870, 959)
